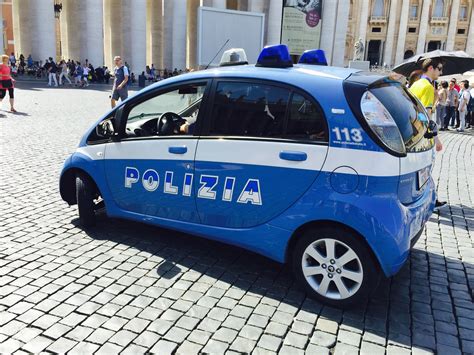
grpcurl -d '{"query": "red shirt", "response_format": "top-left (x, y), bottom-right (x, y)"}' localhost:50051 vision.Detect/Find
top-left (0, 64), bottom-right (14, 89)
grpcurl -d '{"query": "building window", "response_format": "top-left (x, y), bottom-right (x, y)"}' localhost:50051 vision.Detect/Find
top-left (410, 4), bottom-right (418, 18)
top-left (372, 0), bottom-right (384, 16)
top-left (459, 6), bottom-right (467, 20)
top-left (372, 27), bottom-right (382, 32)
top-left (408, 27), bottom-right (417, 33)
top-left (457, 28), bottom-right (466, 34)
top-left (433, 0), bottom-right (444, 17)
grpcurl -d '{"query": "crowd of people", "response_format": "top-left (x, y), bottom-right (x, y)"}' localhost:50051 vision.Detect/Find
top-left (408, 69), bottom-right (473, 132)
top-left (7, 52), bottom-right (191, 88)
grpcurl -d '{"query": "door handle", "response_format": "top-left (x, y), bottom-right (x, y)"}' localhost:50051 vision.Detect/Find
top-left (168, 146), bottom-right (187, 154)
top-left (279, 151), bottom-right (307, 162)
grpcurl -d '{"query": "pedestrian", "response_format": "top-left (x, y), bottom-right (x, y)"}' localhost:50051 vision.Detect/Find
top-left (111, 56), bottom-right (129, 108)
top-left (74, 61), bottom-right (83, 87)
top-left (27, 54), bottom-right (33, 68)
top-left (0, 54), bottom-right (17, 112)
top-left (457, 81), bottom-right (471, 132)
top-left (9, 52), bottom-right (16, 66)
top-left (47, 57), bottom-right (58, 87)
top-left (59, 60), bottom-right (72, 85)
top-left (82, 63), bottom-right (90, 87)
top-left (445, 79), bottom-right (458, 129)
top-left (409, 58), bottom-right (446, 210)
top-left (436, 81), bottom-right (448, 130)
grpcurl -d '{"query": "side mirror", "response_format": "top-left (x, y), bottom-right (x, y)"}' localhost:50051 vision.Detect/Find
top-left (96, 119), bottom-right (114, 138)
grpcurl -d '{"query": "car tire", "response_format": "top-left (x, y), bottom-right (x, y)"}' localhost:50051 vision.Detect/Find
top-left (76, 173), bottom-right (96, 227)
top-left (292, 226), bottom-right (380, 308)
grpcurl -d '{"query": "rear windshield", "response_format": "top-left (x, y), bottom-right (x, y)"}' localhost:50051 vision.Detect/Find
top-left (370, 82), bottom-right (431, 151)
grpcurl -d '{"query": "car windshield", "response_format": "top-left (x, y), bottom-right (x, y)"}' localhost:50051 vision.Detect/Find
top-left (128, 85), bottom-right (205, 122)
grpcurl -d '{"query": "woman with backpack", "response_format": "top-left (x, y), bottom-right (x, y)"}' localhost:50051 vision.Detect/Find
top-left (0, 54), bottom-right (17, 112)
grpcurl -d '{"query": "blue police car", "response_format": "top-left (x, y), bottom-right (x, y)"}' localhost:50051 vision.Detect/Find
top-left (60, 45), bottom-right (436, 307)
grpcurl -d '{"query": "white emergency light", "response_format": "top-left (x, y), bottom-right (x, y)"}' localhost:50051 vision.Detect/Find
top-left (219, 48), bottom-right (248, 67)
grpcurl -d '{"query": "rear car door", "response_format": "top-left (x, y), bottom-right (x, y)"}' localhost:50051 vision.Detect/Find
top-left (194, 80), bottom-right (329, 228)
top-left (103, 80), bottom-right (209, 223)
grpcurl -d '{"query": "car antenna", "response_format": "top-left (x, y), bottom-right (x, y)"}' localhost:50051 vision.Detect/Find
top-left (205, 39), bottom-right (230, 70)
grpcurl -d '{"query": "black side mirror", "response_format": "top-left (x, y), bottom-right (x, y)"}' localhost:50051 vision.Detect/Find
top-left (96, 119), bottom-right (114, 138)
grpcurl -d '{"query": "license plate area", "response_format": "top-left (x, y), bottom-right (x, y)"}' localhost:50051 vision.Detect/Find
top-left (417, 166), bottom-right (430, 190)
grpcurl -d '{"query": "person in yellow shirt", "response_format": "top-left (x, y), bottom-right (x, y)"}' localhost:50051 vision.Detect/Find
top-left (409, 58), bottom-right (447, 210)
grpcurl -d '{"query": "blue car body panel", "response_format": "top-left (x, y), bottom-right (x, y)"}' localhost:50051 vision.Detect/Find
top-left (62, 64), bottom-right (435, 278)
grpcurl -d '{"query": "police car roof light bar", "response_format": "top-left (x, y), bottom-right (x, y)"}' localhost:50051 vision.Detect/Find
top-left (298, 49), bottom-right (328, 66)
top-left (256, 44), bottom-right (293, 68)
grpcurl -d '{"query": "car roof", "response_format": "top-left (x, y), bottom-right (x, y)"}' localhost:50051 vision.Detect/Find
top-left (140, 64), bottom-right (363, 96)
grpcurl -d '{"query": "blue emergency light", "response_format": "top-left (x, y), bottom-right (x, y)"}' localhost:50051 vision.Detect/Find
top-left (298, 49), bottom-right (328, 66)
top-left (256, 44), bottom-right (293, 68)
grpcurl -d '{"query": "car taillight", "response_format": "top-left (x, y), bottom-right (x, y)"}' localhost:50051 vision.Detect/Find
top-left (360, 91), bottom-right (406, 155)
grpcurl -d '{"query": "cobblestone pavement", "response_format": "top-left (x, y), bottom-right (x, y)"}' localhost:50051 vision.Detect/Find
top-left (0, 83), bottom-right (473, 354)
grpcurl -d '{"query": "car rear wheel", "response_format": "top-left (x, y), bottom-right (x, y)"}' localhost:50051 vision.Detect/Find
top-left (76, 173), bottom-right (96, 227)
top-left (292, 226), bottom-right (380, 308)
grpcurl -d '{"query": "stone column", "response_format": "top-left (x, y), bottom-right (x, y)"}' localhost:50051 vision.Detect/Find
top-left (12, 0), bottom-right (56, 62)
top-left (212, 0), bottom-right (226, 8)
top-left (446, 0), bottom-right (460, 51)
top-left (33, 0), bottom-right (56, 61)
top-left (163, 0), bottom-right (174, 70)
top-left (383, 0), bottom-right (398, 66)
top-left (60, 0), bottom-right (83, 61)
top-left (85, 0), bottom-right (104, 66)
top-left (466, 7), bottom-right (474, 55)
top-left (266, 0), bottom-right (282, 45)
top-left (172, 0), bottom-right (187, 70)
top-left (357, 0), bottom-right (370, 46)
top-left (320, 0), bottom-right (338, 64)
top-left (103, 0), bottom-right (123, 69)
top-left (187, 0), bottom-right (200, 69)
top-left (0, 6), bottom-right (3, 53)
top-left (146, 0), bottom-right (163, 69)
top-left (332, 0), bottom-right (350, 67)
top-left (395, 0), bottom-right (410, 64)
top-left (416, 0), bottom-right (430, 54)
top-left (248, 0), bottom-right (265, 13)
top-left (129, 0), bottom-right (147, 75)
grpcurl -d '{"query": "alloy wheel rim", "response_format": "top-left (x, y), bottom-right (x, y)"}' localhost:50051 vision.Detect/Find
top-left (302, 238), bottom-right (363, 300)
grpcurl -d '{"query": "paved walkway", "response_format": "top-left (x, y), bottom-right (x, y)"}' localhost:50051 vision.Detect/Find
top-left (0, 84), bottom-right (473, 354)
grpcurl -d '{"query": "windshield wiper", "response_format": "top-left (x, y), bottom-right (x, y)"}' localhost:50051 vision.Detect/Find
top-left (128, 113), bottom-right (162, 120)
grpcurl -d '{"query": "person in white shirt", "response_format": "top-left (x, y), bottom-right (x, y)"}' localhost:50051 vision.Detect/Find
top-left (458, 82), bottom-right (471, 132)
top-left (82, 64), bottom-right (90, 87)
top-left (59, 60), bottom-right (72, 85)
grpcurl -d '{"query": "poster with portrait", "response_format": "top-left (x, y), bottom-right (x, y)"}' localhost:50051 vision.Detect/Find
top-left (281, 0), bottom-right (323, 56)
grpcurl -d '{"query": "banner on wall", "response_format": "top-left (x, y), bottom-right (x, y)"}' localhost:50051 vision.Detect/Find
top-left (281, 0), bottom-right (323, 56)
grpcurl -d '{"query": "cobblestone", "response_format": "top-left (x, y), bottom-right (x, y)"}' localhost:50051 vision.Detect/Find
top-left (0, 84), bottom-right (472, 353)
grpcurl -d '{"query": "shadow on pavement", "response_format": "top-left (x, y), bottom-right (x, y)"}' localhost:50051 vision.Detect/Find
top-left (71, 208), bottom-right (473, 353)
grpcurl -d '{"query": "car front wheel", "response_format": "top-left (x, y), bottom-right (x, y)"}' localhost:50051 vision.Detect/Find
top-left (76, 173), bottom-right (97, 227)
top-left (292, 226), bottom-right (380, 308)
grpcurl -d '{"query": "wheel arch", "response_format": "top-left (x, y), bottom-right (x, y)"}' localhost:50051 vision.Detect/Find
top-left (285, 220), bottom-right (383, 274)
top-left (60, 168), bottom-right (101, 205)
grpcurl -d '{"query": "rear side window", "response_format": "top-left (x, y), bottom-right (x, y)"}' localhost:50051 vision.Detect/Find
top-left (370, 83), bottom-right (429, 150)
top-left (209, 82), bottom-right (289, 138)
top-left (208, 81), bottom-right (327, 142)
top-left (287, 93), bottom-right (327, 141)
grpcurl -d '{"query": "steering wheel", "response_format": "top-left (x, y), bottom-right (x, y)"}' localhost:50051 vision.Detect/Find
top-left (157, 112), bottom-right (186, 136)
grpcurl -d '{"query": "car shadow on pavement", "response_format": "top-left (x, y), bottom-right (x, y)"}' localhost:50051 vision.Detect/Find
top-left (70, 208), bottom-right (473, 353)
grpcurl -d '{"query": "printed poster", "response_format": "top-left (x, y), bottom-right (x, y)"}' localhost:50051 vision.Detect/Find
top-left (281, 0), bottom-right (323, 55)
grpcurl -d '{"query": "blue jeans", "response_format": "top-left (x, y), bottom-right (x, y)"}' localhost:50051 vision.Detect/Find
top-left (444, 106), bottom-right (455, 128)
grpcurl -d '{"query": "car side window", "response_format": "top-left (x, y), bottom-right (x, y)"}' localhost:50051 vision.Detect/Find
top-left (286, 93), bottom-right (327, 142)
top-left (209, 82), bottom-right (290, 138)
top-left (125, 83), bottom-right (206, 138)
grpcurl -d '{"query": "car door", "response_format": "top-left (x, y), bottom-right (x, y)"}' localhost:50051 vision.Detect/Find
top-left (194, 80), bottom-right (329, 228)
top-left (103, 80), bottom-right (209, 223)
